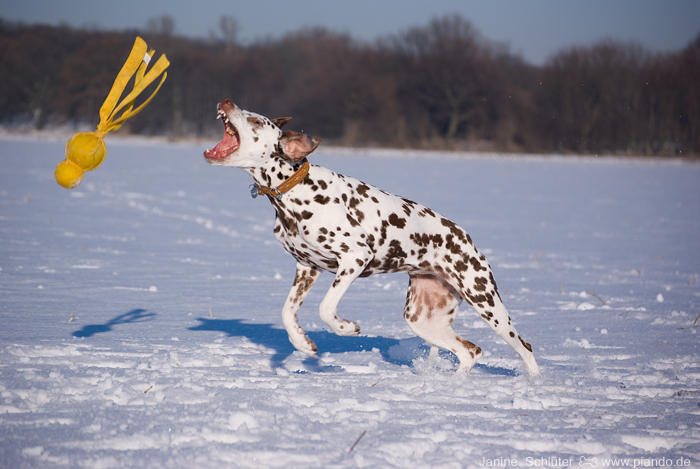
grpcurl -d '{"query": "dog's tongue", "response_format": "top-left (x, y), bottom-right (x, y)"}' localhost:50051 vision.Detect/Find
top-left (204, 127), bottom-right (239, 160)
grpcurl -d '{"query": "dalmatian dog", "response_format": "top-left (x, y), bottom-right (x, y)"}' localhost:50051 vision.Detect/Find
top-left (204, 98), bottom-right (540, 377)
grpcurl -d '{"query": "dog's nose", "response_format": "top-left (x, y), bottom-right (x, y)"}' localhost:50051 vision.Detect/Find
top-left (219, 98), bottom-right (236, 113)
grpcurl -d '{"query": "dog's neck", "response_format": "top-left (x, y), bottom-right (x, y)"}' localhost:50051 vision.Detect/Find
top-left (242, 155), bottom-right (304, 190)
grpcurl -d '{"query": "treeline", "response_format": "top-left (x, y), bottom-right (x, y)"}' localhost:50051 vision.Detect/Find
top-left (1, 15), bottom-right (698, 156)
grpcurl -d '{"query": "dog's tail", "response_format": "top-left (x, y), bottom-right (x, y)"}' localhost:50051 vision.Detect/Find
top-left (452, 272), bottom-right (540, 377)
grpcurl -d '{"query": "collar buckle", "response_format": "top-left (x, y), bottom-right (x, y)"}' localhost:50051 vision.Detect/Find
top-left (250, 160), bottom-right (309, 202)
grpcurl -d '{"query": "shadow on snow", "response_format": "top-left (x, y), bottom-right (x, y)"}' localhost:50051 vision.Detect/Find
top-left (188, 317), bottom-right (406, 370)
top-left (72, 308), bottom-right (157, 338)
top-left (70, 312), bottom-right (519, 376)
top-left (188, 318), bottom-right (519, 376)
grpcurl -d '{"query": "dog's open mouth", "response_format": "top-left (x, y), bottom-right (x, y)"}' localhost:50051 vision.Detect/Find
top-left (204, 108), bottom-right (240, 161)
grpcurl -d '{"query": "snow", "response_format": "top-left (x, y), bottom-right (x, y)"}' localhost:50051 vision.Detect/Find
top-left (1, 135), bottom-right (699, 468)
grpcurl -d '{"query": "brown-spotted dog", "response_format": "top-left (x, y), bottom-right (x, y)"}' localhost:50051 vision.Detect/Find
top-left (204, 98), bottom-right (540, 377)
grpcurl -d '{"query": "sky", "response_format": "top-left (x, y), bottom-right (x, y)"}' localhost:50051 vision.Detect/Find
top-left (2, 0), bottom-right (699, 65)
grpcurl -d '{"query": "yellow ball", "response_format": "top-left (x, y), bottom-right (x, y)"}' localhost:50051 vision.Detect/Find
top-left (55, 160), bottom-right (85, 189)
top-left (65, 132), bottom-right (106, 171)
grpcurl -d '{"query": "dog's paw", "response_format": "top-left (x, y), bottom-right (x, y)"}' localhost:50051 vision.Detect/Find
top-left (290, 333), bottom-right (318, 358)
top-left (333, 319), bottom-right (361, 336)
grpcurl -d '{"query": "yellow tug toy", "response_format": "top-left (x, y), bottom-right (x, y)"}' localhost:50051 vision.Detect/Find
top-left (55, 37), bottom-right (169, 189)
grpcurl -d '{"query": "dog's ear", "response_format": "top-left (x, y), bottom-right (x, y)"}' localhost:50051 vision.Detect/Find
top-left (272, 117), bottom-right (292, 128)
top-left (280, 131), bottom-right (321, 162)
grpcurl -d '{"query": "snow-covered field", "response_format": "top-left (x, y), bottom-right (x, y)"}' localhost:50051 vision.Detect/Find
top-left (1, 135), bottom-right (699, 468)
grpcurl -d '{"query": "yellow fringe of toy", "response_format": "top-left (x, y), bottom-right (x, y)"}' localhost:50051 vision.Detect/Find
top-left (55, 37), bottom-right (170, 189)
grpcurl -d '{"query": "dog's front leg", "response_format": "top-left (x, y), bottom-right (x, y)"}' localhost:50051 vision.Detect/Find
top-left (282, 263), bottom-right (321, 357)
top-left (319, 251), bottom-right (373, 336)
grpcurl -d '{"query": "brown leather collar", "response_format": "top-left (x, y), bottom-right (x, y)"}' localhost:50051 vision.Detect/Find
top-left (251, 160), bottom-right (310, 200)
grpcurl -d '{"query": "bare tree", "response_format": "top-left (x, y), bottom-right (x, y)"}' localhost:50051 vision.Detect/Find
top-left (1, 18), bottom-right (698, 155)
top-left (145, 15), bottom-right (175, 37)
top-left (218, 15), bottom-right (239, 50)
top-left (391, 15), bottom-right (504, 148)
top-left (538, 39), bottom-right (657, 154)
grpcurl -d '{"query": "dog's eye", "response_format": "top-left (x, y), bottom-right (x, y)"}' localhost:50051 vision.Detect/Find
top-left (247, 117), bottom-right (264, 127)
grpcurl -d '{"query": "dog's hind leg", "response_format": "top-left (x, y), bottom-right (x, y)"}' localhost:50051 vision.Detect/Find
top-left (281, 263), bottom-right (321, 357)
top-left (404, 273), bottom-right (482, 373)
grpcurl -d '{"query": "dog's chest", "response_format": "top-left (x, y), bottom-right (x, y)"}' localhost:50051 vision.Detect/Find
top-left (269, 168), bottom-right (376, 272)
